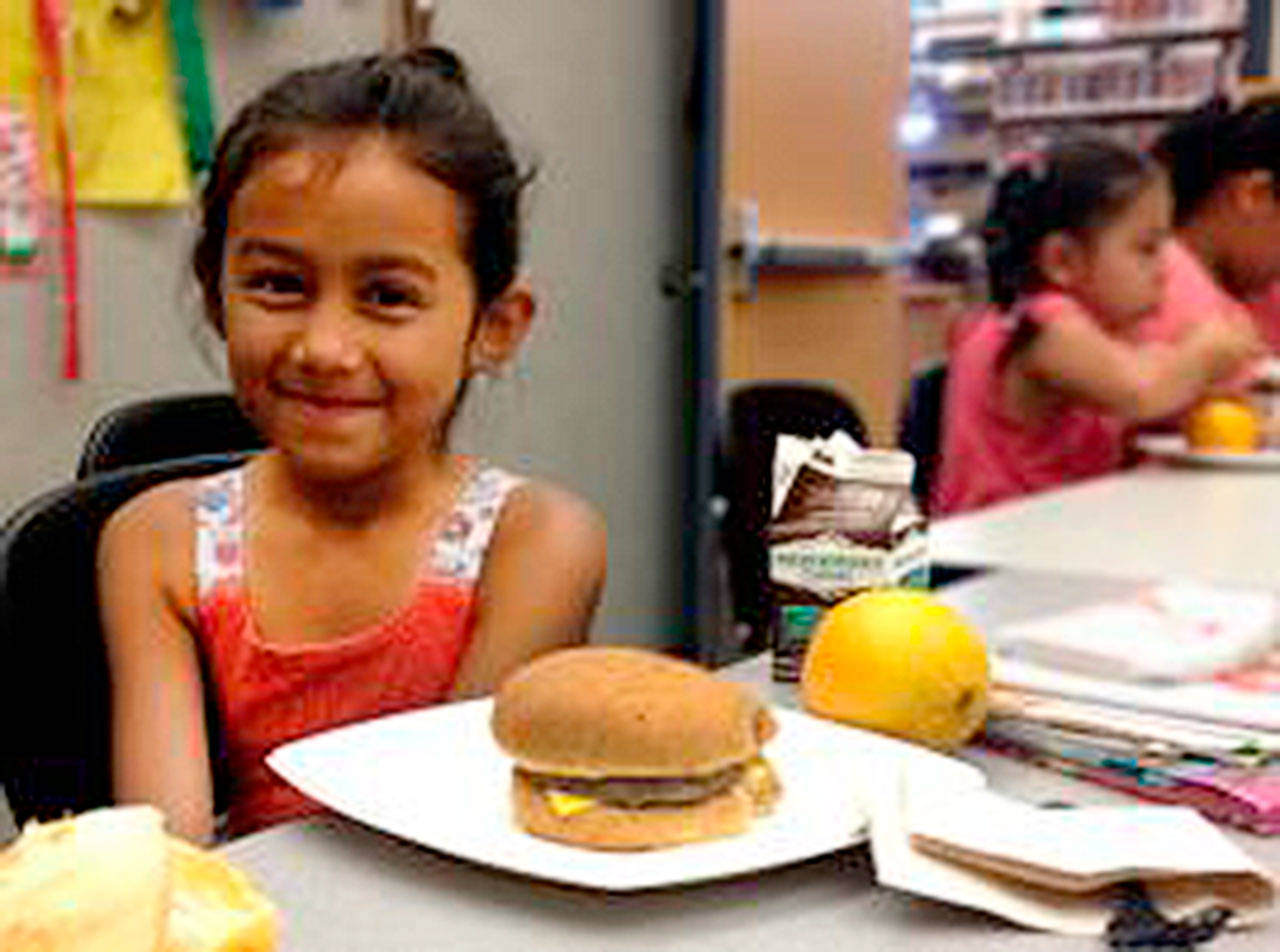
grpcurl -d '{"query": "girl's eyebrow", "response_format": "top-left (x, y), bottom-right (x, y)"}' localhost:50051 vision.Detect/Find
top-left (227, 240), bottom-right (438, 280)
top-left (228, 238), bottom-right (308, 263)
top-left (356, 254), bottom-right (438, 280)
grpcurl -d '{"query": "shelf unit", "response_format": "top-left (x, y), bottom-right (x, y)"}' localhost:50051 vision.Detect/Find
top-left (907, 0), bottom-right (1247, 239)
top-left (988, 24), bottom-right (1240, 55)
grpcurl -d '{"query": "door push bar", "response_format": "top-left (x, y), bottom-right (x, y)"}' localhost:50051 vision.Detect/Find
top-left (727, 200), bottom-right (910, 300)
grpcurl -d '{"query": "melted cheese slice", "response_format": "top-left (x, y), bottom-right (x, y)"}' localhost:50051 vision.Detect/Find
top-left (544, 791), bottom-right (598, 817)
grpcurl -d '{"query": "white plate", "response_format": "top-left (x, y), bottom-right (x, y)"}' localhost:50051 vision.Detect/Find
top-left (1134, 434), bottom-right (1280, 470)
top-left (266, 697), bottom-right (983, 891)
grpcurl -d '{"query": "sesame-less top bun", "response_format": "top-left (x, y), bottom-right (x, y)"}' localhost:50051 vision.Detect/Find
top-left (491, 647), bottom-right (776, 779)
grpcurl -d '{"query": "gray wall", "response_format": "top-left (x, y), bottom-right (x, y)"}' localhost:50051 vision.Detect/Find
top-left (0, 0), bottom-right (687, 647)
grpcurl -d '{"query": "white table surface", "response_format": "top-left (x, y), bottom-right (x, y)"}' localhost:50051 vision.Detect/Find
top-left (930, 465), bottom-right (1280, 590)
top-left (222, 571), bottom-right (1280, 951)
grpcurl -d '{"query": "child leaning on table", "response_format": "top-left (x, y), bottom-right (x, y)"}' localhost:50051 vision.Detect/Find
top-left (97, 47), bottom-right (607, 844)
top-left (1151, 96), bottom-right (1280, 357)
top-left (933, 134), bottom-right (1262, 517)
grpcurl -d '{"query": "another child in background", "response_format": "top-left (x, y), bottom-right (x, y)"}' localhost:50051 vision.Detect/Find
top-left (934, 135), bottom-right (1260, 516)
top-left (1149, 97), bottom-right (1280, 356)
top-left (98, 48), bottom-right (607, 842)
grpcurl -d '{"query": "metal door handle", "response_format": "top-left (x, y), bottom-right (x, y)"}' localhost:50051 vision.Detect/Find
top-left (727, 200), bottom-right (908, 300)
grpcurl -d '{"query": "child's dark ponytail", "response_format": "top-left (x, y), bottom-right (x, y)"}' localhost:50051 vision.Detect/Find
top-left (982, 134), bottom-right (1159, 311)
top-left (983, 164), bottom-right (1045, 310)
top-left (1154, 95), bottom-right (1280, 224)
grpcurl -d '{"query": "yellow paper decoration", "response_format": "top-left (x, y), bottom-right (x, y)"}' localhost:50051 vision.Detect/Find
top-left (1, 0), bottom-right (192, 207)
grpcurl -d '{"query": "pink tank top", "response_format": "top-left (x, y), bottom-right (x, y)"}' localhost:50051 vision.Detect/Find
top-left (192, 462), bottom-right (524, 836)
top-left (932, 292), bottom-right (1128, 516)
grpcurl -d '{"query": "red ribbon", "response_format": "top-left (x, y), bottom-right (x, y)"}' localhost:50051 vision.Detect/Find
top-left (33, 0), bottom-right (79, 380)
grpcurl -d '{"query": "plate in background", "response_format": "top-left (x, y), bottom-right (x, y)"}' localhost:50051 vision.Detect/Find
top-left (1134, 434), bottom-right (1280, 470)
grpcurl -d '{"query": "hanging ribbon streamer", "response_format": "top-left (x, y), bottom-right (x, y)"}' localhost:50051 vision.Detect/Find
top-left (33, 0), bottom-right (79, 380)
top-left (167, 0), bottom-right (215, 176)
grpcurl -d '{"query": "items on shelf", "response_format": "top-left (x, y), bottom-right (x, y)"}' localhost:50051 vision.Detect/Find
top-left (1105, 0), bottom-right (1245, 37)
top-left (907, 0), bottom-right (1246, 245)
top-left (993, 41), bottom-right (1226, 122)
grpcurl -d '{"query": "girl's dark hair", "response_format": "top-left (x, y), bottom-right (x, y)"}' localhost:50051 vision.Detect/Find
top-left (983, 134), bottom-right (1159, 310)
top-left (1153, 95), bottom-right (1280, 225)
top-left (193, 46), bottom-right (531, 333)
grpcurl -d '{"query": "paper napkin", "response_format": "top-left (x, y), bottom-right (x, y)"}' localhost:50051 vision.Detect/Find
top-left (864, 759), bottom-right (1276, 935)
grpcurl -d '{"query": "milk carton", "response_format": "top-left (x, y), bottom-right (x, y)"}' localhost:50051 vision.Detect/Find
top-left (767, 434), bottom-right (928, 681)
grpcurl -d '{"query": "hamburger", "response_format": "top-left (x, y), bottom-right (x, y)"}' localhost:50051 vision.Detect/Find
top-left (491, 646), bottom-right (781, 850)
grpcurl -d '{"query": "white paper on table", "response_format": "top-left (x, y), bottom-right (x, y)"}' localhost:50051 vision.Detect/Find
top-left (866, 759), bottom-right (1277, 935)
top-left (986, 688), bottom-right (1280, 760)
top-left (992, 655), bottom-right (1280, 732)
top-left (994, 584), bottom-right (1278, 682)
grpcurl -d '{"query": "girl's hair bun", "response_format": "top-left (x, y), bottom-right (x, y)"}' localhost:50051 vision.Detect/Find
top-left (400, 46), bottom-right (469, 86)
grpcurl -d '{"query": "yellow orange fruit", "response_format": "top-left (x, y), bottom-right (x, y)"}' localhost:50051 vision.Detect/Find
top-left (799, 589), bottom-right (988, 752)
top-left (1184, 398), bottom-right (1259, 453)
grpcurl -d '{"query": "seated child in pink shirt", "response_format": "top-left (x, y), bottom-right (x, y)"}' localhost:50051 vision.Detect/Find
top-left (934, 135), bottom-right (1261, 516)
top-left (1140, 97), bottom-right (1280, 359)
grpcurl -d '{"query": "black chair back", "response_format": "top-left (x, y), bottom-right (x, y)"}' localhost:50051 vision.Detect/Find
top-left (899, 360), bottom-right (949, 511)
top-left (0, 454), bottom-right (247, 824)
top-left (718, 382), bottom-right (868, 654)
top-left (77, 393), bottom-right (265, 479)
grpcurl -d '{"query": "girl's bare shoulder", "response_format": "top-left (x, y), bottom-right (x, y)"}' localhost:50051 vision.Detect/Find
top-left (102, 477), bottom-right (201, 544)
top-left (497, 479), bottom-right (604, 543)
top-left (97, 474), bottom-right (216, 612)
top-left (487, 477), bottom-right (606, 580)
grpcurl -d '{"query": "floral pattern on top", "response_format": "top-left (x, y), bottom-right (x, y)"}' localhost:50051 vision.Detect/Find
top-left (194, 463), bottom-right (525, 598)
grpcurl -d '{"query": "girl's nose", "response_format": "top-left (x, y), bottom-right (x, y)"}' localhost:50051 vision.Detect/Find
top-left (290, 298), bottom-right (360, 373)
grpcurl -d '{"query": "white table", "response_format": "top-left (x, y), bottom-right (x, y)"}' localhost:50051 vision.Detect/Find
top-left (221, 571), bottom-right (1280, 951)
top-left (931, 466), bottom-right (1280, 589)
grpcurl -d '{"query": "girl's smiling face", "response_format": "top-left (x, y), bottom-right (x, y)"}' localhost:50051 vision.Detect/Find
top-left (222, 134), bottom-right (507, 482)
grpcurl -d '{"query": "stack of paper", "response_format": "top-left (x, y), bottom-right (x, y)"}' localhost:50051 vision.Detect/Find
top-left (984, 585), bottom-right (1280, 833)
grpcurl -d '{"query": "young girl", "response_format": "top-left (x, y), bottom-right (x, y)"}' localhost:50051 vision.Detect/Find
top-left (934, 135), bottom-right (1261, 516)
top-left (97, 48), bottom-right (607, 842)
top-left (1150, 97), bottom-right (1280, 355)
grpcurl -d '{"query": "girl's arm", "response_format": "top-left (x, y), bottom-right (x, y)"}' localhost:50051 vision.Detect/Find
top-left (449, 483), bottom-right (607, 699)
top-left (98, 483), bottom-right (215, 844)
top-left (1022, 299), bottom-right (1261, 422)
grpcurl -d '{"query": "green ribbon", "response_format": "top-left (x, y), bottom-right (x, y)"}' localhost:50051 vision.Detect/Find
top-left (167, 0), bottom-right (215, 175)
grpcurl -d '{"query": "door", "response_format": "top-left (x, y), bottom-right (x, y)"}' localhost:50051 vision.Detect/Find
top-left (682, 0), bottom-right (911, 662)
top-left (720, 0), bottom-right (911, 444)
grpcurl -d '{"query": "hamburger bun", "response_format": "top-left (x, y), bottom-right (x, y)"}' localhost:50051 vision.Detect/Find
top-left (492, 647), bottom-right (780, 850)
top-left (0, 805), bottom-right (278, 952)
top-left (0, 805), bottom-right (170, 952)
top-left (492, 646), bottom-right (776, 778)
